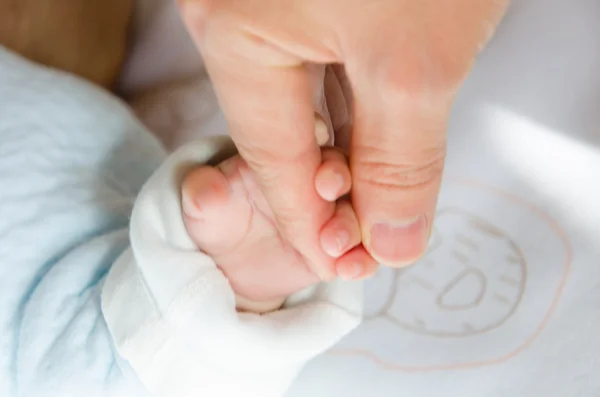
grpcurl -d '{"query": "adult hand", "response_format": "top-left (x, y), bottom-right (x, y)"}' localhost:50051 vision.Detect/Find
top-left (179, 0), bottom-right (508, 275)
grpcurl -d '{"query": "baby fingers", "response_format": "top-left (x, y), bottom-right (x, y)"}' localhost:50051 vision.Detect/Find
top-left (319, 201), bottom-right (361, 258)
top-left (181, 164), bottom-right (252, 256)
top-left (314, 148), bottom-right (351, 202)
top-left (336, 246), bottom-right (379, 281)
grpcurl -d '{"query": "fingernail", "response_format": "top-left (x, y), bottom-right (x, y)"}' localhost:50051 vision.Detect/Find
top-left (181, 191), bottom-right (202, 219)
top-left (217, 157), bottom-right (238, 177)
top-left (315, 117), bottom-right (329, 146)
top-left (321, 228), bottom-right (349, 257)
top-left (339, 262), bottom-right (363, 280)
top-left (369, 216), bottom-right (428, 266)
top-left (329, 170), bottom-right (344, 192)
top-left (318, 169), bottom-right (344, 201)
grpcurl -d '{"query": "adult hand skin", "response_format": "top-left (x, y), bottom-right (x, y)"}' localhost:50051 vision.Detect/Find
top-left (179, 0), bottom-right (509, 276)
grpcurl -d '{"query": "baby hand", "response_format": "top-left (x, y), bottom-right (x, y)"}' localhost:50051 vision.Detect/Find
top-left (181, 144), bottom-right (377, 313)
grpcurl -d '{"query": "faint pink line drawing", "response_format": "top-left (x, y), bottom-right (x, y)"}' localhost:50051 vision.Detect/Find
top-left (329, 176), bottom-right (573, 372)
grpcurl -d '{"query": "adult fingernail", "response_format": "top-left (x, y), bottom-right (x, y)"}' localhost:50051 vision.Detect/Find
top-left (338, 262), bottom-right (363, 280)
top-left (369, 216), bottom-right (428, 266)
top-left (321, 228), bottom-right (349, 257)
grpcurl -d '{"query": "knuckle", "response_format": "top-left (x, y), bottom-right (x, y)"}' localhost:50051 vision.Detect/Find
top-left (353, 144), bottom-right (446, 192)
top-left (236, 139), bottom-right (313, 169)
top-left (271, 201), bottom-right (326, 242)
top-left (274, 205), bottom-right (310, 229)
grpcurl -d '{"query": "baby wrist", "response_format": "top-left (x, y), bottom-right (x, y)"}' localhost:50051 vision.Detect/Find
top-left (235, 293), bottom-right (286, 314)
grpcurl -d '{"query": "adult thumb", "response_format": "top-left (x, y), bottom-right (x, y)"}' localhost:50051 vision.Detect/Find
top-left (350, 99), bottom-right (449, 267)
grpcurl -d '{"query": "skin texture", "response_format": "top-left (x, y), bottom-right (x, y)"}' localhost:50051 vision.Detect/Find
top-left (181, 67), bottom-right (378, 313)
top-left (0, 0), bottom-right (133, 89)
top-left (179, 0), bottom-right (509, 277)
top-left (182, 143), bottom-right (379, 313)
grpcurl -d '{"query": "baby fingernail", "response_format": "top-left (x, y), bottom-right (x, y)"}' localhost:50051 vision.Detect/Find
top-left (369, 216), bottom-right (428, 266)
top-left (317, 169), bottom-right (344, 201)
top-left (327, 170), bottom-right (344, 194)
top-left (315, 117), bottom-right (329, 146)
top-left (321, 228), bottom-right (349, 257)
top-left (339, 262), bottom-right (363, 280)
top-left (182, 191), bottom-right (202, 219)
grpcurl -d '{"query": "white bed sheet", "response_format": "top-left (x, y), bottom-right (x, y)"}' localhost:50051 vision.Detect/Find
top-left (119, 0), bottom-right (600, 395)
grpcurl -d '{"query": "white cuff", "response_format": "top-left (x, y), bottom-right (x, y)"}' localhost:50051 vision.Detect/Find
top-left (101, 136), bottom-right (363, 397)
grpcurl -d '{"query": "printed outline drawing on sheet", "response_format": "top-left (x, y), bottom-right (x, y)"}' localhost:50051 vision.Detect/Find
top-left (330, 176), bottom-right (572, 372)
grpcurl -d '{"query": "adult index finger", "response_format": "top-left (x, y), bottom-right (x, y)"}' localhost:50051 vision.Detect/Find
top-left (181, 2), bottom-right (338, 278)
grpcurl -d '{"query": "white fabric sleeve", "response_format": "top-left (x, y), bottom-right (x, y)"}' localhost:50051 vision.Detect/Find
top-left (101, 136), bottom-right (363, 397)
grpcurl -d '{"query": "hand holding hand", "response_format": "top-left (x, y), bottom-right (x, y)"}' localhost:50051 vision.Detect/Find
top-left (180, 0), bottom-right (509, 274)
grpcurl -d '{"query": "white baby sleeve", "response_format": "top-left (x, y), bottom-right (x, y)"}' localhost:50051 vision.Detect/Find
top-left (101, 136), bottom-right (363, 397)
